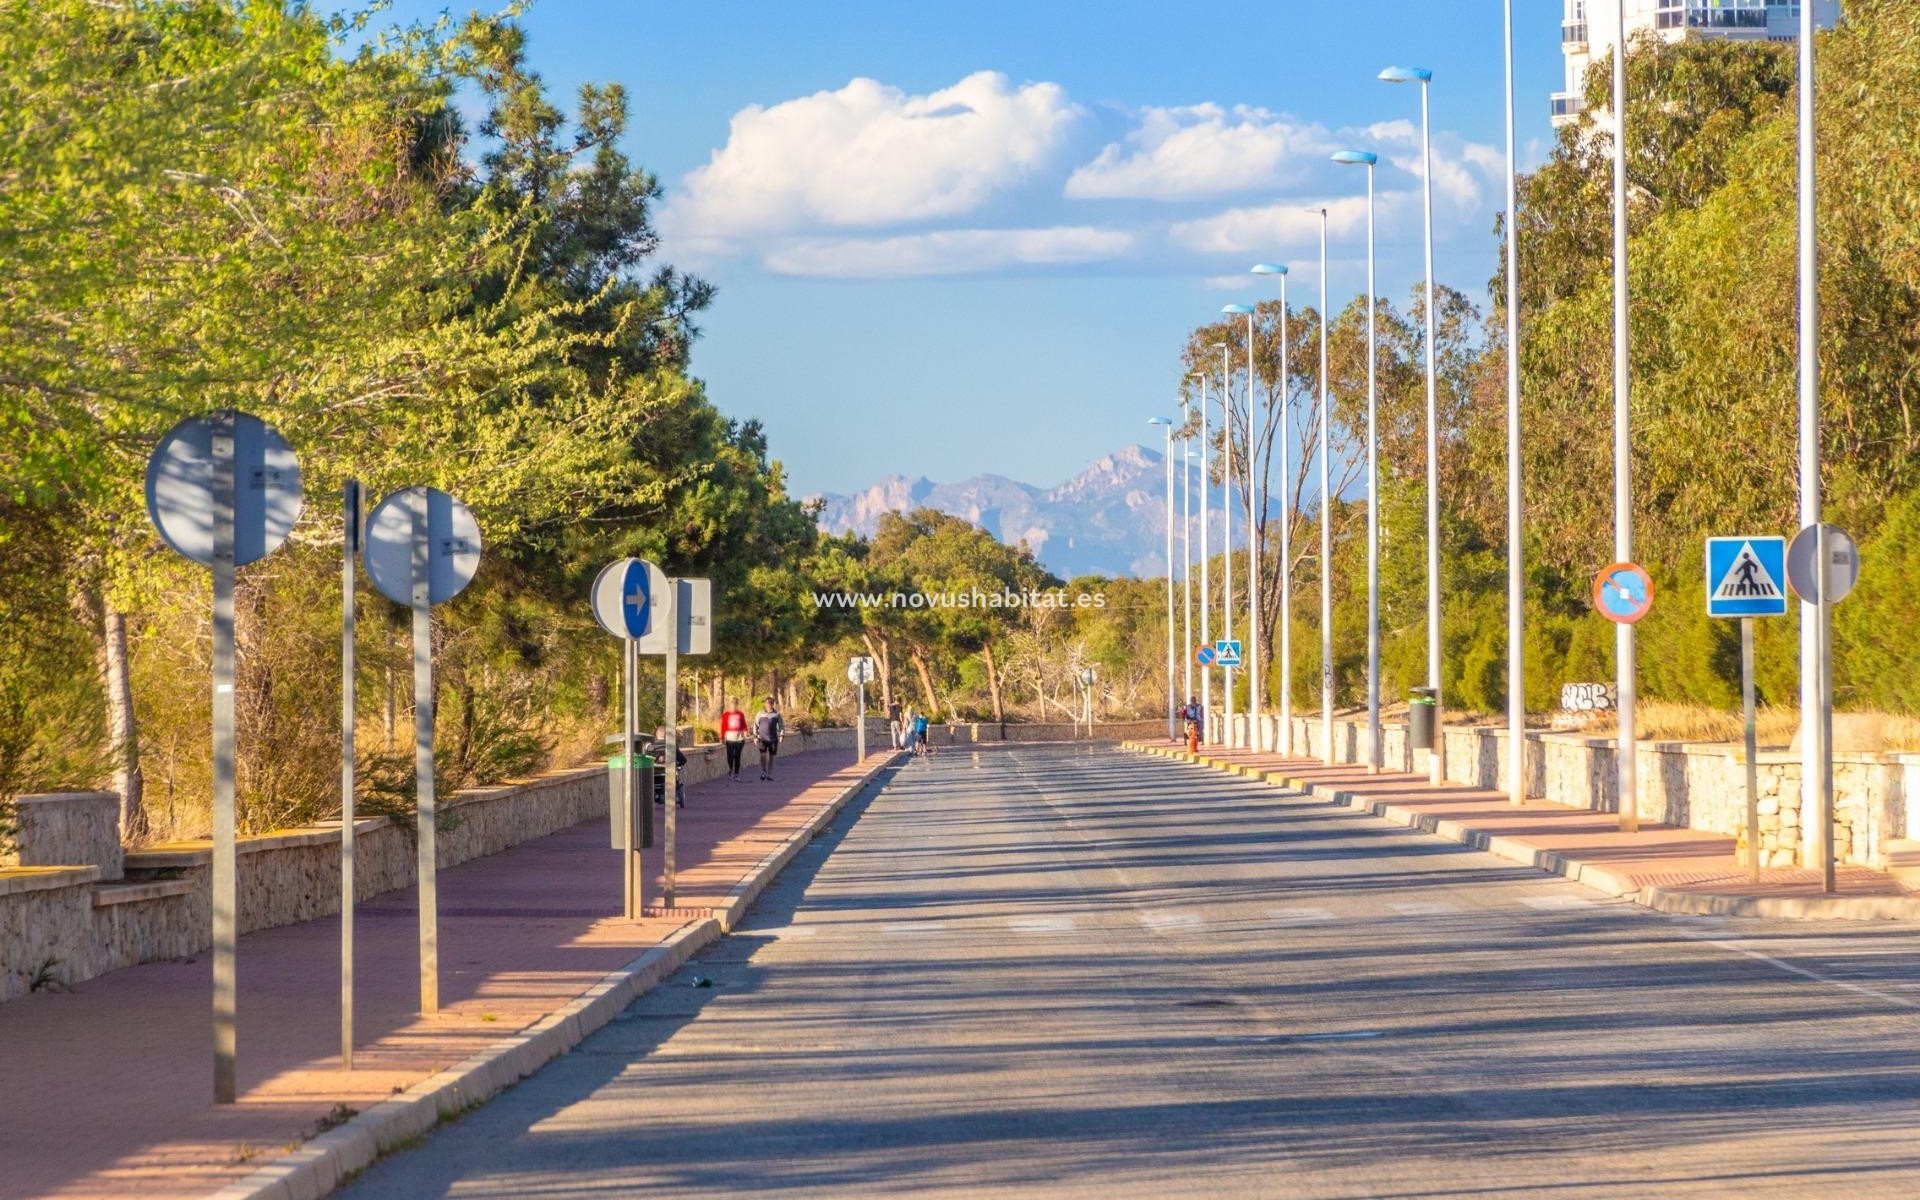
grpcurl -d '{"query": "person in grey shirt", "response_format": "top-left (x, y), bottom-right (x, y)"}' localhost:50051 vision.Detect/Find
top-left (754, 697), bottom-right (784, 781)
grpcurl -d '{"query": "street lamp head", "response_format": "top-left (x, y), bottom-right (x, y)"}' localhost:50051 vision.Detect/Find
top-left (1251, 263), bottom-right (1287, 276)
top-left (1147, 416), bottom-right (1173, 426)
top-left (1378, 66), bottom-right (1433, 84)
top-left (1331, 150), bottom-right (1378, 167)
top-left (1220, 304), bottom-right (1255, 315)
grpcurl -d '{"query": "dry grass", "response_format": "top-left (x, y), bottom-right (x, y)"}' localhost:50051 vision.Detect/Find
top-left (1578, 702), bottom-right (1920, 753)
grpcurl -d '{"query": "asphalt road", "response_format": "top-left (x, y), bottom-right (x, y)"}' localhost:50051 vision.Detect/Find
top-left (341, 743), bottom-right (1920, 1199)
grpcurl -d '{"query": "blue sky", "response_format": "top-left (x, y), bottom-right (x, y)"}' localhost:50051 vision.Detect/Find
top-left (372, 1), bottom-right (1567, 497)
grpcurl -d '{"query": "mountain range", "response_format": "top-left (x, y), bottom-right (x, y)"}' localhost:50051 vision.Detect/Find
top-left (810, 445), bottom-right (1179, 580)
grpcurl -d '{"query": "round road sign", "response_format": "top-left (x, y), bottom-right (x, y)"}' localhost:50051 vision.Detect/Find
top-left (591, 558), bottom-right (666, 640)
top-left (1593, 562), bottom-right (1654, 625)
top-left (1196, 645), bottom-right (1217, 667)
top-left (362, 487), bottom-right (482, 607)
top-left (144, 411), bottom-right (303, 567)
top-left (847, 657), bottom-right (876, 685)
top-left (1786, 523), bottom-right (1859, 605)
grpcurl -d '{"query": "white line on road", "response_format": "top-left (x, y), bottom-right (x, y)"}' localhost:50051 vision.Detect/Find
top-left (1519, 896), bottom-right (1596, 911)
top-left (1139, 912), bottom-right (1202, 930)
top-left (1686, 935), bottom-right (1920, 1011)
top-left (881, 921), bottom-right (949, 935)
top-left (1389, 901), bottom-right (1462, 917)
top-left (1266, 906), bottom-right (1337, 924)
top-left (1009, 916), bottom-right (1077, 932)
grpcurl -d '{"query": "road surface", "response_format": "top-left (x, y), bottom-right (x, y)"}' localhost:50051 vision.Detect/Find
top-left (342, 743), bottom-right (1920, 1199)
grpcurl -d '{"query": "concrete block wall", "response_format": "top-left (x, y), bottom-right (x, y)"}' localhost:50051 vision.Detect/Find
top-left (1281, 713), bottom-right (1911, 871)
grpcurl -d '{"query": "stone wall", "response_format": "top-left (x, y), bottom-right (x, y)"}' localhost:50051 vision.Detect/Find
top-left (1275, 713), bottom-right (1911, 871)
top-left (1, 717), bottom-right (1171, 1001)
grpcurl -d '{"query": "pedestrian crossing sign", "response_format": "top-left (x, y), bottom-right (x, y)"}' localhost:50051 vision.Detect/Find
top-left (1705, 536), bottom-right (1789, 618)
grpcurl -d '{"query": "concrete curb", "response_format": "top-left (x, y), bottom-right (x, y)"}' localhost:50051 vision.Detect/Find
top-left (1123, 742), bottom-right (1920, 923)
top-left (208, 752), bottom-right (903, 1200)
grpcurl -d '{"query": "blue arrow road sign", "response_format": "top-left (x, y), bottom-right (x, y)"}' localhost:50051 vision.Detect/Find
top-left (1706, 536), bottom-right (1788, 618)
top-left (620, 559), bottom-right (652, 638)
top-left (1213, 639), bottom-right (1243, 668)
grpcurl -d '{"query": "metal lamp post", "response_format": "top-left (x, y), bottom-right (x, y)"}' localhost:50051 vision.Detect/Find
top-left (1312, 208), bottom-right (1334, 765)
top-left (1502, 0), bottom-right (1526, 803)
top-left (1796, 0), bottom-right (1830, 887)
top-left (1610, 5), bottom-right (1638, 833)
top-left (1382, 65), bottom-right (1444, 784)
top-left (1223, 305), bottom-right (1258, 751)
top-left (1182, 391), bottom-right (1196, 718)
top-left (1199, 373), bottom-right (1212, 738)
top-left (1218, 339), bottom-right (1236, 746)
top-left (1150, 416), bottom-right (1176, 742)
top-left (1253, 264), bottom-right (1291, 756)
top-left (1333, 149), bottom-right (1381, 772)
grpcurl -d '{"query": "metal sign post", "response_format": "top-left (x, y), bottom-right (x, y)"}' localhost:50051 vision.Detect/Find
top-left (363, 487), bottom-right (482, 1013)
top-left (1704, 535), bottom-right (1789, 884)
top-left (1592, 562), bottom-right (1654, 832)
top-left (1787, 523), bottom-right (1859, 895)
top-left (663, 582), bottom-right (679, 909)
top-left (144, 411), bottom-right (303, 1104)
top-left (847, 657), bottom-right (876, 763)
top-left (341, 480), bottom-right (360, 1067)
top-left (593, 558), bottom-right (666, 919)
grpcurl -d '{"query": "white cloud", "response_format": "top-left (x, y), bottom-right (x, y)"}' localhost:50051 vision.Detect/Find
top-left (1170, 194), bottom-right (1382, 257)
top-left (663, 72), bottom-right (1083, 242)
top-left (763, 227), bottom-right (1136, 279)
top-left (1065, 104), bottom-right (1336, 201)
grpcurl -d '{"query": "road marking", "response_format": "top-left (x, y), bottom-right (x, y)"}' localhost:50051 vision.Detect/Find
top-left (1212, 1031), bottom-right (1384, 1045)
top-left (1266, 906), bottom-right (1337, 924)
top-left (1388, 901), bottom-right (1462, 917)
top-left (881, 921), bottom-right (948, 935)
top-left (1520, 895), bottom-right (1596, 911)
top-left (1685, 935), bottom-right (1920, 1011)
top-left (1139, 912), bottom-right (1202, 930)
top-left (759, 925), bottom-right (817, 938)
top-left (1009, 916), bottom-right (1077, 933)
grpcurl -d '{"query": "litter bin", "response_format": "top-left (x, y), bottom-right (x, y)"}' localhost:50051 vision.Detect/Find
top-left (607, 738), bottom-right (655, 850)
top-left (1408, 687), bottom-right (1437, 750)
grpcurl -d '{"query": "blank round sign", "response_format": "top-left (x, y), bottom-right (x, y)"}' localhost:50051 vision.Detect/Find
top-left (362, 487), bottom-right (482, 607)
top-left (144, 411), bottom-right (303, 567)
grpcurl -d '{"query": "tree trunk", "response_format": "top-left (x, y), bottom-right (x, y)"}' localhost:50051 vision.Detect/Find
top-left (99, 607), bottom-right (147, 841)
top-left (910, 646), bottom-right (939, 719)
top-left (862, 631), bottom-right (894, 714)
top-left (982, 641), bottom-right (1006, 727)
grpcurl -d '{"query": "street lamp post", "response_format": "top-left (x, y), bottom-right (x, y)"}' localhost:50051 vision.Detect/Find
top-left (1503, 0), bottom-right (1526, 804)
top-left (1611, 4), bottom-right (1638, 833)
top-left (1382, 65), bottom-right (1444, 785)
top-left (1253, 266), bottom-right (1291, 756)
top-left (1200, 374), bottom-right (1212, 739)
top-left (1334, 149), bottom-right (1381, 772)
top-left (1797, 0), bottom-right (1831, 888)
top-left (1150, 416), bottom-right (1176, 743)
top-left (1223, 305), bottom-right (1258, 751)
top-left (1183, 392), bottom-right (1196, 720)
top-left (1313, 209), bottom-right (1334, 765)
top-left (1219, 341), bottom-right (1235, 747)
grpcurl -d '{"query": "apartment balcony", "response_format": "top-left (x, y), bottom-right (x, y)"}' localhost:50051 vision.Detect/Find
top-left (1655, 5), bottom-right (1770, 31)
top-left (1550, 92), bottom-right (1586, 122)
top-left (1563, 20), bottom-right (1588, 46)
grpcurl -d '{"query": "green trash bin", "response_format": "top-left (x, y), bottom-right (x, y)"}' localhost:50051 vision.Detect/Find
top-left (1408, 688), bottom-right (1437, 750)
top-left (608, 746), bottom-right (655, 849)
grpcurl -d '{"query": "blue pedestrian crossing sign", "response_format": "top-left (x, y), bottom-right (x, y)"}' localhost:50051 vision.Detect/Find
top-left (1213, 639), bottom-right (1243, 668)
top-left (1706, 537), bottom-right (1788, 618)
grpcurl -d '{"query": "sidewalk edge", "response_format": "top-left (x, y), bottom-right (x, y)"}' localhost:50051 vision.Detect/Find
top-left (1120, 742), bottom-right (1920, 923)
top-left (206, 751), bottom-right (902, 1200)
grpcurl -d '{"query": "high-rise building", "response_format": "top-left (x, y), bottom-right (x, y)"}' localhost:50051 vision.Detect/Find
top-left (1555, 0), bottom-right (1841, 126)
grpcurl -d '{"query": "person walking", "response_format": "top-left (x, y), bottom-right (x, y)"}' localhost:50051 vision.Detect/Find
top-left (720, 697), bottom-right (748, 782)
top-left (652, 725), bottom-right (687, 807)
top-left (754, 697), bottom-right (784, 781)
top-left (887, 699), bottom-right (903, 750)
top-left (901, 705), bottom-right (919, 756)
top-left (913, 710), bottom-right (933, 760)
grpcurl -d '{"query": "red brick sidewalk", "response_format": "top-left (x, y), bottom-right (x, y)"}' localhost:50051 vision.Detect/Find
top-left (1131, 742), bottom-right (1918, 917)
top-left (0, 748), bottom-right (889, 1200)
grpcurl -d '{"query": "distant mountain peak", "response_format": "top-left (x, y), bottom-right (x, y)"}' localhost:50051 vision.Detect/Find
top-left (811, 444), bottom-right (1171, 579)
